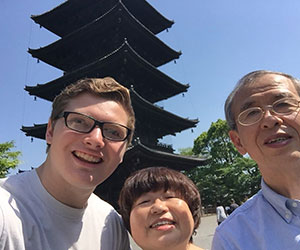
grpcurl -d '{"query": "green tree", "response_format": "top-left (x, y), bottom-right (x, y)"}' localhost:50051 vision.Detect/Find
top-left (178, 147), bottom-right (193, 156)
top-left (184, 119), bottom-right (260, 206)
top-left (0, 141), bottom-right (21, 178)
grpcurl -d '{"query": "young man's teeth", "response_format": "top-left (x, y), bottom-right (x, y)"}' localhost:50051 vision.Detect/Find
top-left (75, 152), bottom-right (100, 163)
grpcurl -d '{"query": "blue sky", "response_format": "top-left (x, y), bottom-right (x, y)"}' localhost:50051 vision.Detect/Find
top-left (2, 0), bottom-right (300, 173)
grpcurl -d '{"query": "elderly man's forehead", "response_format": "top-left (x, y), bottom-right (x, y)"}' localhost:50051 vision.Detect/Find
top-left (232, 74), bottom-right (299, 112)
top-left (237, 73), bottom-right (295, 95)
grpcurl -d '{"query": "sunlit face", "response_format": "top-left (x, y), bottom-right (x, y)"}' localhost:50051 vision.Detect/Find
top-left (229, 74), bottom-right (300, 171)
top-left (45, 93), bottom-right (128, 192)
top-left (130, 190), bottom-right (194, 250)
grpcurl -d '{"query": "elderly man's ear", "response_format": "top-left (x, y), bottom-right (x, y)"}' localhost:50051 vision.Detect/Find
top-left (229, 130), bottom-right (247, 155)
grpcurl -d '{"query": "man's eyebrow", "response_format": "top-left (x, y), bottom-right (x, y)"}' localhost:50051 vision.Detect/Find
top-left (274, 92), bottom-right (294, 99)
top-left (240, 101), bottom-right (255, 112)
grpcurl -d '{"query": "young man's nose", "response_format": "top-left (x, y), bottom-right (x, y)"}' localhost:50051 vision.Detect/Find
top-left (83, 127), bottom-right (105, 148)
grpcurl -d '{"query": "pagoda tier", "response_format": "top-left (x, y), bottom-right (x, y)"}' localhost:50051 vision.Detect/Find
top-left (28, 2), bottom-right (181, 72)
top-left (25, 41), bottom-right (188, 103)
top-left (95, 140), bottom-right (208, 209)
top-left (32, 0), bottom-right (173, 37)
top-left (131, 88), bottom-right (198, 145)
top-left (21, 88), bottom-right (198, 147)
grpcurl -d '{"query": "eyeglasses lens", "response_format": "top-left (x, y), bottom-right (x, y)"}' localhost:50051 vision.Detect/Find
top-left (66, 113), bottom-right (93, 133)
top-left (102, 124), bottom-right (127, 141)
top-left (239, 108), bottom-right (261, 125)
top-left (273, 99), bottom-right (299, 113)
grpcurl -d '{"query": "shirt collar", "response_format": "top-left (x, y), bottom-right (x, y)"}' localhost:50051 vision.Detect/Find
top-left (261, 179), bottom-right (300, 223)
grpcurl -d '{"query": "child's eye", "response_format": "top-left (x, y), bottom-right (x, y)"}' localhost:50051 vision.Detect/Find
top-left (137, 200), bottom-right (150, 206)
top-left (166, 195), bottom-right (175, 199)
top-left (164, 191), bottom-right (177, 199)
top-left (164, 193), bottom-right (177, 199)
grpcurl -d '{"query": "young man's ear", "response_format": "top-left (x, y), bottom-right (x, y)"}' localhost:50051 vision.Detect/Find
top-left (45, 119), bottom-right (54, 145)
top-left (229, 130), bottom-right (247, 155)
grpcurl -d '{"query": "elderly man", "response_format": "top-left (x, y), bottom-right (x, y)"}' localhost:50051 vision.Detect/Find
top-left (212, 70), bottom-right (300, 249)
top-left (0, 78), bottom-right (134, 250)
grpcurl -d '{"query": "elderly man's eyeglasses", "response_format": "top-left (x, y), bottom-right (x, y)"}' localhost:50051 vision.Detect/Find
top-left (237, 98), bottom-right (300, 126)
top-left (58, 111), bottom-right (131, 141)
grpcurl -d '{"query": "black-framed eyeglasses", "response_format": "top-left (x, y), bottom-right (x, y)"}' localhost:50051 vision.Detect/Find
top-left (237, 98), bottom-right (300, 126)
top-left (58, 111), bottom-right (131, 141)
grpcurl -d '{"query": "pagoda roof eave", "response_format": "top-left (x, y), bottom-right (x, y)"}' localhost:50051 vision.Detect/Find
top-left (123, 141), bottom-right (208, 170)
top-left (25, 41), bottom-right (188, 103)
top-left (29, 2), bottom-right (181, 72)
top-left (21, 124), bottom-right (47, 140)
top-left (31, 0), bottom-right (174, 37)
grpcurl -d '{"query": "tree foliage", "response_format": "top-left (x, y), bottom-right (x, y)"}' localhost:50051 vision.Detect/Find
top-left (178, 147), bottom-right (193, 156)
top-left (183, 119), bottom-right (261, 207)
top-left (0, 141), bottom-right (21, 178)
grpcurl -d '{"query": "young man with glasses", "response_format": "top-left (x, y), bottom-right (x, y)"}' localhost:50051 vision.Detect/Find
top-left (212, 70), bottom-right (300, 249)
top-left (0, 77), bottom-right (135, 249)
